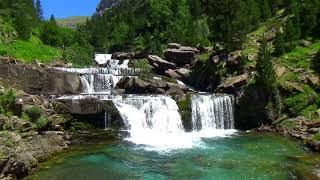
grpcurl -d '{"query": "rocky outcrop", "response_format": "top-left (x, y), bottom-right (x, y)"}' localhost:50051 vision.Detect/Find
top-left (217, 74), bottom-right (249, 93)
top-left (0, 57), bottom-right (81, 95)
top-left (111, 52), bottom-right (135, 60)
top-left (147, 55), bottom-right (176, 74)
top-left (0, 131), bottom-right (69, 179)
top-left (164, 43), bottom-right (198, 66)
top-left (116, 77), bottom-right (189, 96)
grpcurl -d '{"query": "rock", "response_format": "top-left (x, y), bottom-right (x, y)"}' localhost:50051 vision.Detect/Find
top-left (165, 69), bottom-right (182, 79)
top-left (147, 55), bottom-right (176, 74)
top-left (285, 82), bottom-right (305, 93)
top-left (306, 120), bottom-right (320, 128)
top-left (116, 77), bottom-right (189, 95)
top-left (175, 68), bottom-right (191, 80)
top-left (112, 52), bottom-right (135, 60)
top-left (307, 128), bottom-right (320, 134)
top-left (0, 85), bottom-right (4, 96)
top-left (301, 40), bottom-right (312, 47)
top-left (276, 66), bottom-right (287, 77)
top-left (168, 43), bottom-right (182, 49)
top-left (164, 44), bottom-right (199, 66)
top-left (218, 74), bottom-right (248, 93)
top-left (0, 57), bottom-right (81, 95)
top-left (307, 76), bottom-right (320, 86)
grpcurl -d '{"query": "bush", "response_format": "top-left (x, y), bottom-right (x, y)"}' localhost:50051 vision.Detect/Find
top-left (34, 115), bottom-right (49, 132)
top-left (25, 105), bottom-right (43, 123)
top-left (0, 89), bottom-right (16, 114)
top-left (313, 132), bottom-right (320, 141)
top-left (63, 43), bottom-right (93, 67)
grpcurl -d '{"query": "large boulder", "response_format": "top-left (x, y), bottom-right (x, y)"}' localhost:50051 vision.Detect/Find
top-left (147, 55), bottom-right (176, 74)
top-left (0, 57), bottom-right (81, 95)
top-left (164, 44), bottom-right (199, 66)
top-left (116, 77), bottom-right (189, 95)
top-left (218, 74), bottom-right (249, 93)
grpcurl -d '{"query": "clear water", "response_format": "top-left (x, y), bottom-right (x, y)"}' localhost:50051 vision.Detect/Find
top-left (27, 132), bottom-right (320, 180)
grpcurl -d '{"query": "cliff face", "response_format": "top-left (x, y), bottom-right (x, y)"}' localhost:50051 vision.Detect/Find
top-left (0, 57), bottom-right (81, 95)
top-left (96, 0), bottom-right (120, 13)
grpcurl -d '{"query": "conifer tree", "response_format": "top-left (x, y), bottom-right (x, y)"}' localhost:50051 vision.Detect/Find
top-left (35, 0), bottom-right (43, 20)
top-left (261, 0), bottom-right (272, 20)
top-left (274, 30), bottom-right (285, 56)
top-left (256, 37), bottom-right (276, 93)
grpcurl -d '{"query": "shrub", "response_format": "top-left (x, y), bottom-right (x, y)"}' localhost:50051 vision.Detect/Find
top-left (25, 105), bottom-right (43, 123)
top-left (63, 43), bottom-right (94, 67)
top-left (0, 89), bottom-right (16, 114)
top-left (313, 132), bottom-right (320, 141)
top-left (34, 115), bottom-right (49, 132)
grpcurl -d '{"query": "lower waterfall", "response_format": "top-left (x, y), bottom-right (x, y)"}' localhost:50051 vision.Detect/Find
top-left (191, 94), bottom-right (234, 131)
top-left (112, 95), bottom-right (236, 151)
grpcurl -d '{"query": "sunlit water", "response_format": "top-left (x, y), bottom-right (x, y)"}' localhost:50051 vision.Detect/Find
top-left (27, 132), bottom-right (320, 180)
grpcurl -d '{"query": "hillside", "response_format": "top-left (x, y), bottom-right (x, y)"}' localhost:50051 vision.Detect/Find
top-left (56, 16), bottom-right (90, 28)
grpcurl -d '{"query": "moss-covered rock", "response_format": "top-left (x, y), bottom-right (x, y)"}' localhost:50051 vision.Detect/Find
top-left (177, 95), bottom-right (192, 131)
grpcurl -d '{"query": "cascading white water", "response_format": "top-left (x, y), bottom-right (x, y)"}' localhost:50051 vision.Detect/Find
top-left (113, 96), bottom-right (198, 150)
top-left (79, 74), bottom-right (123, 94)
top-left (191, 94), bottom-right (234, 131)
top-left (112, 95), bottom-right (236, 151)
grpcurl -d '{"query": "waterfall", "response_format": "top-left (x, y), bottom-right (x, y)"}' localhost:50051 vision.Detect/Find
top-left (113, 96), bottom-right (197, 150)
top-left (191, 94), bottom-right (234, 131)
top-left (79, 74), bottom-right (123, 94)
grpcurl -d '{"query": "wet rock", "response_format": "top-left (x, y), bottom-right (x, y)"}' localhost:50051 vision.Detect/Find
top-left (175, 68), bottom-right (191, 80)
top-left (147, 55), bottom-right (176, 74)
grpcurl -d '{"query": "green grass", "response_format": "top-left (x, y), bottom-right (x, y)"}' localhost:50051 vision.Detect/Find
top-left (0, 36), bottom-right (62, 63)
top-left (313, 132), bottom-right (320, 141)
top-left (57, 16), bottom-right (89, 27)
top-left (277, 41), bottom-right (320, 69)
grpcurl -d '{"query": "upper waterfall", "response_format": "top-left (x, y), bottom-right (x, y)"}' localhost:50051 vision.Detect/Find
top-left (54, 54), bottom-right (138, 94)
top-left (191, 94), bottom-right (234, 131)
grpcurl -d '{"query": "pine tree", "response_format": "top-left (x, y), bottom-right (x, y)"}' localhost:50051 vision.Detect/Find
top-left (256, 37), bottom-right (276, 93)
top-left (50, 14), bottom-right (57, 25)
top-left (35, 0), bottom-right (43, 21)
top-left (274, 30), bottom-right (285, 56)
top-left (261, 0), bottom-right (272, 20)
top-left (188, 0), bottom-right (202, 18)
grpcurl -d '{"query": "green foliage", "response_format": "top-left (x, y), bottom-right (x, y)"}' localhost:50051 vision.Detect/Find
top-left (0, 38), bottom-right (62, 63)
top-left (41, 17), bottom-right (76, 47)
top-left (255, 37), bottom-right (276, 93)
top-left (33, 115), bottom-right (49, 132)
top-left (0, 89), bottom-right (16, 115)
top-left (63, 43), bottom-right (94, 67)
top-left (0, 131), bottom-right (15, 147)
top-left (284, 86), bottom-right (318, 116)
top-left (25, 105), bottom-right (43, 123)
top-left (314, 132), bottom-right (320, 141)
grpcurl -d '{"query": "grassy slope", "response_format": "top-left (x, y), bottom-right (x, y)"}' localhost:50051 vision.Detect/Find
top-left (0, 17), bottom-right (62, 63)
top-left (56, 16), bottom-right (89, 27)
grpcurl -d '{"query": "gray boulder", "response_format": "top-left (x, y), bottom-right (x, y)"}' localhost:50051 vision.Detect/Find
top-left (147, 55), bottom-right (176, 74)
